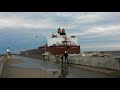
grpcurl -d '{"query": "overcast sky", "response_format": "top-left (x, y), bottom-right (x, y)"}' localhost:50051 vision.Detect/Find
top-left (0, 12), bottom-right (120, 53)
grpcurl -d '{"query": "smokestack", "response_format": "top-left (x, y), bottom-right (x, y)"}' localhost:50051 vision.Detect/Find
top-left (62, 29), bottom-right (66, 35)
top-left (57, 28), bottom-right (61, 34)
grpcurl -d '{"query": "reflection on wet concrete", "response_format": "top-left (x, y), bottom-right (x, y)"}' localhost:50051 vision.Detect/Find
top-left (59, 62), bottom-right (68, 78)
top-left (11, 55), bottom-right (116, 78)
top-left (11, 55), bottom-right (60, 78)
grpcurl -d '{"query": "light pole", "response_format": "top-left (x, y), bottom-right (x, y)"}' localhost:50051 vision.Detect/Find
top-left (36, 36), bottom-right (47, 55)
top-left (36, 35), bottom-right (47, 61)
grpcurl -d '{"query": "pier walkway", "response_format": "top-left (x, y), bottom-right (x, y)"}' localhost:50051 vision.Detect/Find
top-left (0, 56), bottom-right (51, 78)
top-left (0, 55), bottom-right (117, 78)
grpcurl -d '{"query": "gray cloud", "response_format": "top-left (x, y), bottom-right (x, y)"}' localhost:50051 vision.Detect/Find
top-left (0, 12), bottom-right (120, 52)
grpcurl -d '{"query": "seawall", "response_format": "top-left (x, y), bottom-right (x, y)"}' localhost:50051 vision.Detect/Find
top-left (0, 56), bottom-right (5, 76)
top-left (21, 54), bottom-right (120, 70)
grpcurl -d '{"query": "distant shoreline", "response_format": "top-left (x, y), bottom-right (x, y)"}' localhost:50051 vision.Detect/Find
top-left (0, 54), bottom-right (4, 58)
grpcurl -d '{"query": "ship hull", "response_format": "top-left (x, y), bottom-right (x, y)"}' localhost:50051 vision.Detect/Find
top-left (47, 45), bottom-right (80, 55)
top-left (20, 45), bottom-right (80, 55)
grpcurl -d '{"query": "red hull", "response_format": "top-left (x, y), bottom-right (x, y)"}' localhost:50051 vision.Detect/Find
top-left (47, 45), bottom-right (80, 55)
top-left (20, 45), bottom-right (80, 55)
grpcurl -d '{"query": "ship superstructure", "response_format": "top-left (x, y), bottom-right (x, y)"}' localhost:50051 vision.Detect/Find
top-left (48, 28), bottom-right (78, 47)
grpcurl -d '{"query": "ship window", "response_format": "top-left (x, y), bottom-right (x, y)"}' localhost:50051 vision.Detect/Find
top-left (62, 41), bottom-right (68, 43)
top-left (52, 34), bottom-right (58, 38)
top-left (71, 36), bottom-right (76, 38)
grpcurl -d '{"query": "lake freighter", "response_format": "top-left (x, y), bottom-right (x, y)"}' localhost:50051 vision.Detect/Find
top-left (20, 28), bottom-right (80, 55)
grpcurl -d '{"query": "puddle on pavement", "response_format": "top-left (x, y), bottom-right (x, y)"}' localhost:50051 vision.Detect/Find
top-left (11, 56), bottom-right (62, 77)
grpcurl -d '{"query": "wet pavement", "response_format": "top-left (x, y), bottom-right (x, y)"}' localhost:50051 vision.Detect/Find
top-left (11, 55), bottom-right (116, 78)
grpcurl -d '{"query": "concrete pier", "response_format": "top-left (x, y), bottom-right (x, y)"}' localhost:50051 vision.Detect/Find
top-left (1, 55), bottom-right (119, 78)
top-left (0, 56), bottom-right (5, 76)
top-left (0, 57), bottom-right (51, 78)
top-left (24, 54), bottom-right (120, 71)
